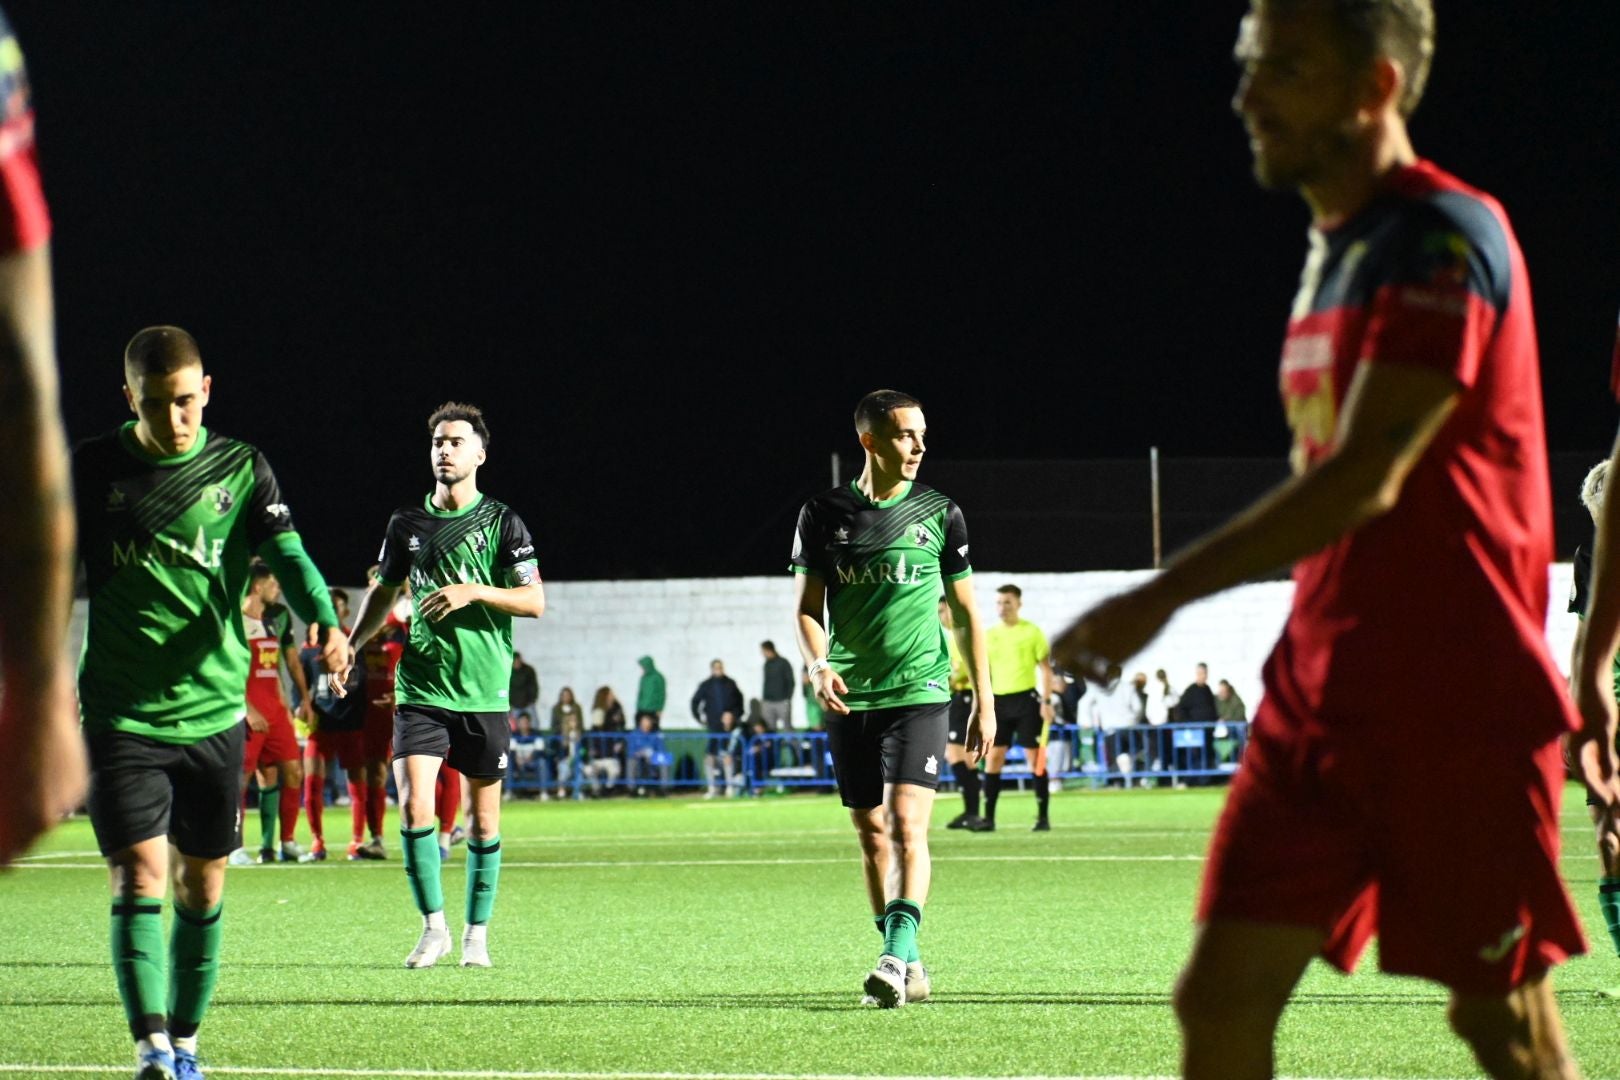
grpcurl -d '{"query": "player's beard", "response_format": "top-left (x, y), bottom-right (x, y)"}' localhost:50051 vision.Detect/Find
top-left (435, 464), bottom-right (471, 486)
top-left (1250, 121), bottom-right (1356, 192)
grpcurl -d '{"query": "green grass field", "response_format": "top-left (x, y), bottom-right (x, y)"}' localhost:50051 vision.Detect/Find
top-left (1, 784), bottom-right (1616, 1079)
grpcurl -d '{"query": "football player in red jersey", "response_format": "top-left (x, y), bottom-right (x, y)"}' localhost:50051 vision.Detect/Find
top-left (350, 568), bottom-right (408, 859)
top-left (0, 4), bottom-right (86, 868)
top-left (1054, 3), bottom-right (1590, 1077)
top-left (231, 562), bottom-right (311, 864)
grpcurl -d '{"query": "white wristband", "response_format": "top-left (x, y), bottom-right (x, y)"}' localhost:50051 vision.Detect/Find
top-left (807, 658), bottom-right (830, 678)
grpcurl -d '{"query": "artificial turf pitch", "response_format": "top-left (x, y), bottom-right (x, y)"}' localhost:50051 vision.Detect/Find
top-left (1, 784), bottom-right (1615, 1079)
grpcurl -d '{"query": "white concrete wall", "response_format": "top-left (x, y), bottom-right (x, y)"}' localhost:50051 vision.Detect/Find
top-left (64, 564), bottom-right (1581, 727)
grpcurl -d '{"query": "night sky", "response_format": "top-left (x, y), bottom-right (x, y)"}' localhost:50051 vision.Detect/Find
top-left (14, 3), bottom-right (1620, 581)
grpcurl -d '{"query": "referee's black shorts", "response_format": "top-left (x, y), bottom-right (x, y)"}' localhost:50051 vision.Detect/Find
top-left (992, 690), bottom-right (1044, 749)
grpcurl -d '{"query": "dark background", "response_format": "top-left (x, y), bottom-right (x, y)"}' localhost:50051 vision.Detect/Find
top-left (14, 3), bottom-right (1619, 580)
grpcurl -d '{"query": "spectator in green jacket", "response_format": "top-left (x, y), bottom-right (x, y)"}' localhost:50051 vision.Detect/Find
top-left (636, 655), bottom-right (666, 729)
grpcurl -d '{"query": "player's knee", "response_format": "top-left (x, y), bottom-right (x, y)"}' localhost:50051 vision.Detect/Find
top-left (1172, 961), bottom-right (1288, 1036)
top-left (1599, 828), bottom-right (1620, 870)
top-left (888, 811), bottom-right (928, 852)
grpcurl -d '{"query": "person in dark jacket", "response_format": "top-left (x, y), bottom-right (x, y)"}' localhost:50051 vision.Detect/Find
top-left (692, 660), bottom-right (744, 797)
top-left (508, 653), bottom-right (539, 736)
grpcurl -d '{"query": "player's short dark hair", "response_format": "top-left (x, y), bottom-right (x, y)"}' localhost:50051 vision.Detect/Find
top-left (329, 587), bottom-right (349, 605)
top-left (1260, 0), bottom-right (1434, 117)
top-left (248, 558), bottom-right (273, 584)
top-left (428, 401), bottom-right (491, 448)
top-left (997, 584), bottom-right (1022, 598)
top-left (854, 389), bottom-right (923, 435)
top-left (124, 326), bottom-right (202, 380)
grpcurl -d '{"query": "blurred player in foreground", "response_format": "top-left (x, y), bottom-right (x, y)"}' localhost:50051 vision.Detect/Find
top-left (1053, 3), bottom-right (1598, 1077)
top-left (0, 3), bottom-right (86, 869)
top-left (76, 326), bottom-right (344, 1080)
top-left (792, 389), bottom-right (994, 1007)
top-left (334, 402), bottom-right (544, 968)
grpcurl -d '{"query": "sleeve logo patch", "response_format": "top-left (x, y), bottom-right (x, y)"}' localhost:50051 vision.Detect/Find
top-left (263, 502), bottom-right (290, 521)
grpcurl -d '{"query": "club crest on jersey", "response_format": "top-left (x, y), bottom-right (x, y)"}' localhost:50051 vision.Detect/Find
top-left (911, 524), bottom-right (932, 546)
top-left (105, 486), bottom-right (127, 512)
top-left (205, 485), bottom-right (234, 515)
top-left (472, 533), bottom-right (487, 554)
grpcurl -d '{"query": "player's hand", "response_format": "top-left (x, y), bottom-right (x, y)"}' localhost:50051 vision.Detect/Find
top-left (1051, 583), bottom-right (1179, 685)
top-left (812, 666), bottom-right (850, 716)
top-left (296, 701), bottom-right (313, 725)
top-left (0, 664), bottom-right (88, 866)
top-left (963, 700), bottom-right (996, 766)
top-left (245, 704), bottom-right (269, 734)
top-left (1569, 662), bottom-right (1620, 811)
top-left (418, 583), bottom-right (480, 623)
top-left (318, 625), bottom-right (348, 675)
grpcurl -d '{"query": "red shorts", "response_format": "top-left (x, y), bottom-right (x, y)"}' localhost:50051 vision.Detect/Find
top-left (362, 705), bottom-right (394, 763)
top-left (307, 727), bottom-right (364, 771)
top-left (243, 707), bottom-right (300, 771)
top-left (1198, 699), bottom-right (1586, 994)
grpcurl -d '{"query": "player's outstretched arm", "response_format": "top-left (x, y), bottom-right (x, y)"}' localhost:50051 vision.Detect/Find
top-left (1571, 428), bottom-right (1620, 812)
top-left (1052, 361), bottom-right (1460, 680)
top-left (259, 532), bottom-right (345, 672)
top-left (794, 573), bottom-right (849, 716)
top-left (333, 579), bottom-right (402, 697)
top-left (943, 574), bottom-right (996, 763)
top-left (0, 243), bottom-right (86, 866)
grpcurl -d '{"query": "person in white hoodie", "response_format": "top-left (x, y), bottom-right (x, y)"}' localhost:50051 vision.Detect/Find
top-left (1084, 665), bottom-right (1145, 787)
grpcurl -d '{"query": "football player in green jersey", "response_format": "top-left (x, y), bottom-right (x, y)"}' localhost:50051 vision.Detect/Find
top-left (74, 326), bottom-right (346, 1080)
top-left (792, 389), bottom-right (995, 1007)
top-left (335, 401), bottom-right (544, 970)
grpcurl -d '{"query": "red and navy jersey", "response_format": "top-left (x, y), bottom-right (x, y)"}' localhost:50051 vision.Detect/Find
top-left (0, 7), bottom-right (48, 253)
top-left (1265, 160), bottom-right (1574, 745)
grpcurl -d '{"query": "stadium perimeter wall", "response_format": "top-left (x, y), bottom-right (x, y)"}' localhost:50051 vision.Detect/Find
top-left (65, 565), bottom-right (1580, 730)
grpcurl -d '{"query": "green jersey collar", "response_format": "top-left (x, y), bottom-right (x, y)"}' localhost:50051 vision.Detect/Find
top-left (850, 478), bottom-right (912, 509)
top-left (424, 490), bottom-right (485, 518)
top-left (119, 421), bottom-right (209, 466)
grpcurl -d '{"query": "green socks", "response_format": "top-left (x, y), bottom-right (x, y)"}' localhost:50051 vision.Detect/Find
top-left (111, 901), bottom-right (167, 1040)
top-left (258, 783), bottom-right (281, 855)
top-left (1600, 876), bottom-right (1620, 957)
top-left (466, 835), bottom-right (502, 926)
top-left (168, 903), bottom-right (222, 1039)
top-left (881, 899), bottom-right (922, 964)
top-left (402, 826), bottom-right (444, 916)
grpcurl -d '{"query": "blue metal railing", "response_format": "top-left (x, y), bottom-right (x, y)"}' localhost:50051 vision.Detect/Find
top-left (502, 721), bottom-right (1248, 797)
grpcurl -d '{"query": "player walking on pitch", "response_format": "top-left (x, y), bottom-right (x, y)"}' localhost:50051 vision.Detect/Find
top-left (792, 389), bottom-right (994, 1007)
top-left (334, 402), bottom-right (544, 969)
top-left (1054, 3), bottom-right (1597, 1077)
top-left (75, 326), bottom-right (345, 1080)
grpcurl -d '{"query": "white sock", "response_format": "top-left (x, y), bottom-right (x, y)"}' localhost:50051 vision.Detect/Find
top-left (137, 1034), bottom-right (173, 1058)
top-left (463, 923), bottom-right (487, 945)
top-left (425, 911), bottom-right (447, 932)
top-left (439, 830), bottom-right (451, 847)
top-left (173, 1035), bottom-right (198, 1055)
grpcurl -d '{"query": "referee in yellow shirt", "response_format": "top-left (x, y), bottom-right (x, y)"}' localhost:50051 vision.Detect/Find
top-left (970, 583), bottom-right (1055, 832)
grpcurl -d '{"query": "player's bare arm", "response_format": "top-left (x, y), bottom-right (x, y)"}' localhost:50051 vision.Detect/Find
top-left (794, 573), bottom-right (849, 716)
top-left (331, 580), bottom-right (401, 697)
top-left (0, 242), bottom-right (87, 865)
top-left (1053, 361), bottom-right (1460, 678)
top-left (943, 574), bottom-right (996, 763)
top-left (416, 577), bottom-right (544, 623)
top-left (1570, 428), bottom-right (1620, 812)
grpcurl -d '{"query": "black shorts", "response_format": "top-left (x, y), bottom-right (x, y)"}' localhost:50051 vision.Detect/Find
top-left (86, 724), bottom-right (245, 859)
top-left (993, 690), bottom-right (1044, 748)
top-left (945, 690), bottom-right (973, 745)
top-left (825, 702), bottom-right (948, 809)
top-left (394, 704), bottom-right (510, 780)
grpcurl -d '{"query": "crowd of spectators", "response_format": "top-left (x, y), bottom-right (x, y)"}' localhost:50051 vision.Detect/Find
top-left (502, 650), bottom-right (1250, 799)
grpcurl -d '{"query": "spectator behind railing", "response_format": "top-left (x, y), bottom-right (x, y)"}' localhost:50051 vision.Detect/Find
top-left (1084, 663), bottom-right (1145, 787)
top-left (509, 653), bottom-right (539, 737)
top-left (626, 713), bottom-right (671, 796)
top-left (691, 659), bottom-right (744, 798)
top-left (635, 655), bottom-right (666, 729)
top-left (1144, 668), bottom-right (1178, 774)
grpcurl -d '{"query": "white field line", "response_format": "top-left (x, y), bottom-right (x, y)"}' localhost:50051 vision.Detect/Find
top-left (0, 1067), bottom-right (1470, 1080)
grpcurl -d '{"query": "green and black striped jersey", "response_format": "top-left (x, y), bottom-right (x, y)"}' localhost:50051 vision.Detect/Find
top-left (790, 480), bottom-right (972, 710)
top-left (73, 424), bottom-right (301, 743)
top-left (375, 492), bottom-right (538, 712)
